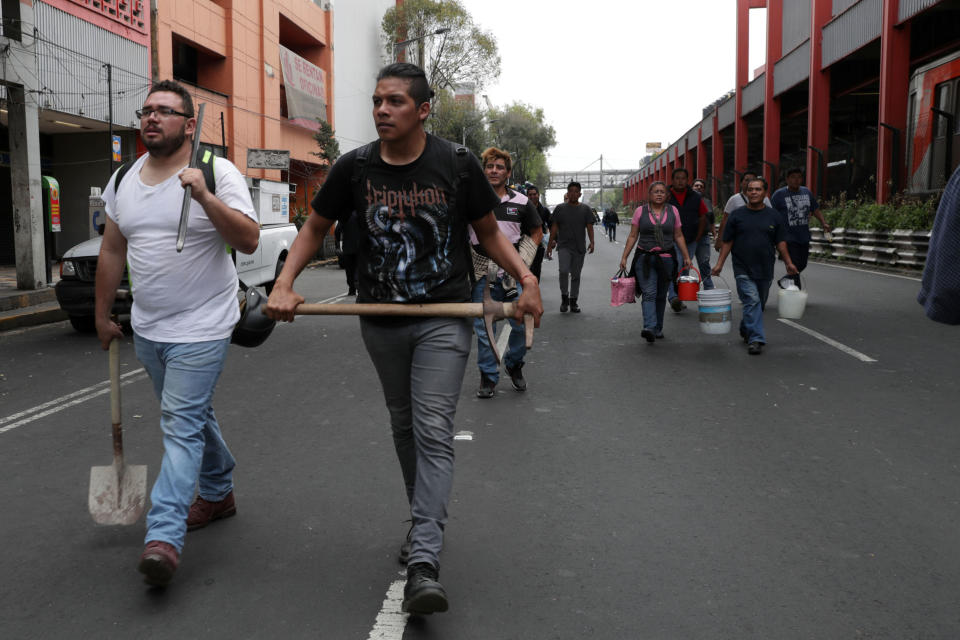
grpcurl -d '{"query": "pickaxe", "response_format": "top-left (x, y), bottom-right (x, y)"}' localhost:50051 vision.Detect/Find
top-left (294, 285), bottom-right (534, 364)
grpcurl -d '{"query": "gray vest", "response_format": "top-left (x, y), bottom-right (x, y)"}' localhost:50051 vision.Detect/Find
top-left (634, 205), bottom-right (677, 254)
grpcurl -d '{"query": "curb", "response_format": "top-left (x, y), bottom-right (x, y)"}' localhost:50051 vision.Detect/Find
top-left (0, 301), bottom-right (68, 333)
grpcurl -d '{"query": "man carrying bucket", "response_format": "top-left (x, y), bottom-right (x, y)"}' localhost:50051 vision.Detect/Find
top-left (711, 177), bottom-right (798, 355)
top-left (770, 167), bottom-right (831, 288)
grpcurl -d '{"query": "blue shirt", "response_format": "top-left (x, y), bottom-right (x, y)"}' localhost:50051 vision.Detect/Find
top-left (723, 205), bottom-right (786, 281)
top-left (770, 186), bottom-right (819, 244)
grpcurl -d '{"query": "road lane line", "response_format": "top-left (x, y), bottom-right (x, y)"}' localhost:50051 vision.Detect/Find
top-left (0, 372), bottom-right (148, 434)
top-left (814, 261), bottom-right (922, 282)
top-left (367, 575), bottom-right (408, 639)
top-left (778, 319), bottom-right (877, 362)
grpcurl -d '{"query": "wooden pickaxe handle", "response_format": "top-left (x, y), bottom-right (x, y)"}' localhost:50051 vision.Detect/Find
top-left (294, 302), bottom-right (535, 349)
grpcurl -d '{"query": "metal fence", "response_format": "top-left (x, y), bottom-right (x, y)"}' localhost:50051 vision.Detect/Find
top-left (809, 228), bottom-right (930, 268)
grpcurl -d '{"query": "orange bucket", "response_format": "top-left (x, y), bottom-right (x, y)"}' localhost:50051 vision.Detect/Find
top-left (676, 266), bottom-right (701, 302)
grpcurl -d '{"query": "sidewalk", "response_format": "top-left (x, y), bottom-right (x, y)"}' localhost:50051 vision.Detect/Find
top-left (0, 265), bottom-right (67, 332)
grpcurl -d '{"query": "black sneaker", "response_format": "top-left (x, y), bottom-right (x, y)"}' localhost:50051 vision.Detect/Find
top-left (476, 375), bottom-right (496, 399)
top-left (748, 341), bottom-right (764, 355)
top-left (640, 329), bottom-right (655, 343)
top-left (669, 298), bottom-right (683, 312)
top-left (739, 328), bottom-right (749, 344)
top-left (569, 298), bottom-right (581, 313)
top-left (560, 295), bottom-right (569, 313)
top-left (402, 562), bottom-right (448, 615)
top-left (506, 364), bottom-right (526, 392)
top-left (398, 521), bottom-right (413, 564)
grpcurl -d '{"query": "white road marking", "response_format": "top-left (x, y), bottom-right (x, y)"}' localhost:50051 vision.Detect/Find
top-left (367, 576), bottom-right (408, 640)
top-left (778, 319), bottom-right (877, 363)
top-left (814, 261), bottom-right (922, 282)
top-left (0, 370), bottom-right (148, 434)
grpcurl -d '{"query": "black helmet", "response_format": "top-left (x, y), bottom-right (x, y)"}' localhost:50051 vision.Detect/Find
top-left (231, 285), bottom-right (276, 348)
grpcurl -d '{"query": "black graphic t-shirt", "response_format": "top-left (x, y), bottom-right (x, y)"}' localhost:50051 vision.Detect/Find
top-left (312, 134), bottom-right (498, 304)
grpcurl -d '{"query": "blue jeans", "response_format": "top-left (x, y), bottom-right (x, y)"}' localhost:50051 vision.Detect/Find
top-left (472, 276), bottom-right (525, 381)
top-left (134, 334), bottom-right (234, 552)
top-left (735, 275), bottom-right (772, 344)
top-left (637, 254), bottom-right (674, 334)
top-left (359, 317), bottom-right (472, 569)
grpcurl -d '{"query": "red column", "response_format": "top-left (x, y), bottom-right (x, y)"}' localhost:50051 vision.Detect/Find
top-left (712, 108), bottom-right (724, 204)
top-left (697, 125), bottom-right (707, 181)
top-left (734, 0), bottom-right (752, 174)
top-left (877, 0), bottom-right (910, 202)
top-left (763, 0), bottom-right (783, 187)
top-left (807, 0), bottom-right (832, 198)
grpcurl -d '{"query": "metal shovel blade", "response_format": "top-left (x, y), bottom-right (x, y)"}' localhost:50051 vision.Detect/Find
top-left (89, 461), bottom-right (147, 525)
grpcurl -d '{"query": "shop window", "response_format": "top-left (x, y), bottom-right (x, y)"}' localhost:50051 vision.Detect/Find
top-left (172, 36), bottom-right (228, 96)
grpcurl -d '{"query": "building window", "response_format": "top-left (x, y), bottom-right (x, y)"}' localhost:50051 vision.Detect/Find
top-left (172, 36), bottom-right (228, 95)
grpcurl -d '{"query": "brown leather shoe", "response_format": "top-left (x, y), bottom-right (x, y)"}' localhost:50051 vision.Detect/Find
top-left (138, 541), bottom-right (179, 587)
top-left (186, 491), bottom-right (236, 531)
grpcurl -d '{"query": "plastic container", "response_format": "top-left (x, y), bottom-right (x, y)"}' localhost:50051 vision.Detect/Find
top-left (677, 266), bottom-right (701, 302)
top-left (697, 287), bottom-right (732, 334)
top-left (777, 276), bottom-right (808, 319)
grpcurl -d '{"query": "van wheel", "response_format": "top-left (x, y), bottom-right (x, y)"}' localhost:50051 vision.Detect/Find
top-left (69, 315), bottom-right (96, 332)
top-left (265, 255), bottom-right (286, 295)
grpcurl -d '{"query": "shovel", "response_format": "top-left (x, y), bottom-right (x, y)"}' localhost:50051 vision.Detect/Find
top-left (88, 338), bottom-right (147, 525)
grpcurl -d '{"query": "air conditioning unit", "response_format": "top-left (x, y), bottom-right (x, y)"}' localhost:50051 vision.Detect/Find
top-left (288, 183), bottom-right (297, 194)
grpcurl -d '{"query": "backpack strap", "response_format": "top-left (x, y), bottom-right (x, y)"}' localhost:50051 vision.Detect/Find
top-left (112, 163), bottom-right (132, 192)
top-left (112, 152), bottom-right (217, 195)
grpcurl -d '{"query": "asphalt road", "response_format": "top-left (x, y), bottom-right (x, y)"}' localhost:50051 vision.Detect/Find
top-left (2, 229), bottom-right (958, 639)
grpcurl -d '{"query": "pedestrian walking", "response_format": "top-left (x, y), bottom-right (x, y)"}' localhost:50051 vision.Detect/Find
top-left (94, 80), bottom-right (261, 587)
top-left (335, 211), bottom-right (360, 295)
top-left (711, 177), bottom-right (798, 355)
top-left (265, 63), bottom-right (543, 616)
top-left (471, 147), bottom-right (543, 398)
top-left (918, 162), bottom-right (960, 324)
top-left (770, 167), bottom-right (831, 287)
top-left (715, 170), bottom-right (771, 252)
top-left (526, 184), bottom-right (552, 277)
top-left (546, 181), bottom-right (595, 313)
top-left (603, 208), bottom-right (619, 242)
top-left (691, 178), bottom-right (714, 236)
top-left (619, 181), bottom-right (692, 342)
top-left (667, 168), bottom-right (712, 311)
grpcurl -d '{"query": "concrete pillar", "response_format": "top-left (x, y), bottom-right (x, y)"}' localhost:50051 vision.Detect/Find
top-left (807, 0), bottom-right (832, 199)
top-left (763, 0), bottom-right (783, 188)
top-left (877, 0), bottom-right (910, 202)
top-left (712, 108), bottom-right (724, 204)
top-left (697, 125), bottom-right (707, 182)
top-left (734, 0), bottom-right (752, 175)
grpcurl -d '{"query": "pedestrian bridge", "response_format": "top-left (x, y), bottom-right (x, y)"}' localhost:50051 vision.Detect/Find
top-left (546, 169), bottom-right (636, 190)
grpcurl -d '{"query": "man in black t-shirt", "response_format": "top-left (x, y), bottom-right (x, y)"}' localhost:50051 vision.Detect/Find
top-left (266, 63), bottom-right (543, 616)
top-left (712, 177), bottom-right (798, 355)
top-left (547, 181), bottom-right (595, 312)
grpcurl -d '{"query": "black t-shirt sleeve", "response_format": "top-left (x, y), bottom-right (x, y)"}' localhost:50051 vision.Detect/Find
top-left (461, 154), bottom-right (500, 222)
top-left (520, 202), bottom-right (541, 235)
top-left (310, 150), bottom-right (358, 223)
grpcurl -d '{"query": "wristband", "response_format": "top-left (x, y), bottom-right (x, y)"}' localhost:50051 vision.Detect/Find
top-left (520, 273), bottom-right (537, 284)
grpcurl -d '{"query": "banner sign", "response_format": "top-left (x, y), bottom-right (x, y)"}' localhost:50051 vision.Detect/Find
top-left (42, 176), bottom-right (61, 232)
top-left (247, 148), bottom-right (291, 170)
top-left (112, 135), bottom-right (122, 162)
top-left (279, 45), bottom-right (327, 132)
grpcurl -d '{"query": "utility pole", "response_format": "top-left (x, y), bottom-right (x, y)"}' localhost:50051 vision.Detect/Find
top-left (599, 154), bottom-right (604, 211)
top-left (106, 63), bottom-right (114, 179)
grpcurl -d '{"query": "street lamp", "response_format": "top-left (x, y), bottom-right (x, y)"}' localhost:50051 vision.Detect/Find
top-left (393, 27), bottom-right (450, 62)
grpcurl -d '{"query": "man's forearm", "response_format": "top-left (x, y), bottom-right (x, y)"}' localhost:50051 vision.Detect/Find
top-left (95, 248), bottom-right (127, 321)
top-left (200, 193), bottom-right (260, 254)
top-left (274, 213), bottom-right (334, 289)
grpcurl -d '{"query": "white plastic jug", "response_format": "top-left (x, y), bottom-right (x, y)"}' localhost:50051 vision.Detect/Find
top-left (777, 276), bottom-right (808, 319)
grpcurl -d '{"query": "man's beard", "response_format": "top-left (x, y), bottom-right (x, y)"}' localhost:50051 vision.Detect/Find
top-left (144, 127), bottom-right (187, 157)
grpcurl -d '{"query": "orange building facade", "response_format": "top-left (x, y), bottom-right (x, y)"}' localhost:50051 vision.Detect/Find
top-left (155, 0), bottom-right (335, 212)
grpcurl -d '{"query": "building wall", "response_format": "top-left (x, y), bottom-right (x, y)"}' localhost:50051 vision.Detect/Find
top-left (332, 0), bottom-right (394, 154)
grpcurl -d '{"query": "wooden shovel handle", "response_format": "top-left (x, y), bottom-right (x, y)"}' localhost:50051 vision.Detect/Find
top-left (296, 302), bottom-right (485, 318)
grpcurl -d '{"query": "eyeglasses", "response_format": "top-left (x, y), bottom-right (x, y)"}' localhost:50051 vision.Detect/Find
top-left (136, 107), bottom-right (192, 120)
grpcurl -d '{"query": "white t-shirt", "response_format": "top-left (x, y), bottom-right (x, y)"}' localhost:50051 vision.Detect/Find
top-left (104, 154), bottom-right (256, 342)
top-left (724, 192), bottom-right (772, 214)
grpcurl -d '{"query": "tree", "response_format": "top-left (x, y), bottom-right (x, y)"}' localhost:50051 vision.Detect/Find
top-left (381, 0), bottom-right (500, 93)
top-left (310, 118), bottom-right (340, 167)
top-left (488, 102), bottom-right (556, 188)
top-left (426, 90), bottom-right (489, 156)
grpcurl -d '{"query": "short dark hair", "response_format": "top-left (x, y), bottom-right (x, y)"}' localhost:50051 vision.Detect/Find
top-left (747, 176), bottom-right (768, 190)
top-left (742, 170), bottom-right (759, 180)
top-left (526, 185), bottom-right (539, 194)
top-left (785, 167), bottom-right (803, 177)
top-left (376, 63), bottom-right (434, 106)
top-left (649, 180), bottom-right (667, 193)
top-left (672, 167), bottom-right (689, 179)
top-left (693, 178), bottom-right (706, 187)
top-left (567, 181), bottom-right (581, 191)
top-left (148, 80), bottom-right (194, 117)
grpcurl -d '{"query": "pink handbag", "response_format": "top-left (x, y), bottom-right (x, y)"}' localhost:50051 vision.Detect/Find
top-left (610, 269), bottom-right (637, 307)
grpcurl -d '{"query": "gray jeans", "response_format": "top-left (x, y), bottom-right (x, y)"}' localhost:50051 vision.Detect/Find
top-left (360, 316), bottom-right (472, 568)
top-left (558, 248), bottom-right (586, 298)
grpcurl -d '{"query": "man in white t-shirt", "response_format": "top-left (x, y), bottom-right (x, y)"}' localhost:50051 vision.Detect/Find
top-left (95, 80), bottom-right (259, 587)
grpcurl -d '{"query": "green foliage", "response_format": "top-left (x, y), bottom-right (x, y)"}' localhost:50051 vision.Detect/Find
top-left (819, 193), bottom-right (937, 231)
top-left (310, 119), bottom-right (340, 166)
top-left (488, 102), bottom-right (556, 186)
top-left (426, 90), bottom-right (488, 155)
top-left (382, 0), bottom-right (500, 93)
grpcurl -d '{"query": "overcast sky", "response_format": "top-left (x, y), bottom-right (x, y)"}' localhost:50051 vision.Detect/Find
top-left (460, 0), bottom-right (767, 195)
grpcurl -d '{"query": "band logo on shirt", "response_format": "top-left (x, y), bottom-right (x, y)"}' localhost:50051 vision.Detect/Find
top-left (363, 180), bottom-right (448, 219)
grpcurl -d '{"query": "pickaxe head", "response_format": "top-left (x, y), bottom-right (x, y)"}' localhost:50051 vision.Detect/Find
top-left (482, 284), bottom-right (506, 365)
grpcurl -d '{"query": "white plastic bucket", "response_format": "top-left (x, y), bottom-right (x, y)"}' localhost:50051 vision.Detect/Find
top-left (778, 288), bottom-right (808, 319)
top-left (697, 288), bottom-right (732, 334)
